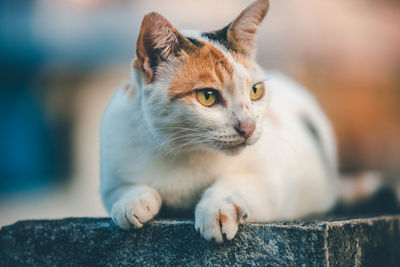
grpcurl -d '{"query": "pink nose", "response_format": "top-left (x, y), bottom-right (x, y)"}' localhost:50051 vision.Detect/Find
top-left (234, 122), bottom-right (256, 139)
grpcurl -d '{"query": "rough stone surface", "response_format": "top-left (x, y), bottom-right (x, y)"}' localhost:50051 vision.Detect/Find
top-left (1, 216), bottom-right (399, 266)
top-left (326, 217), bottom-right (400, 267)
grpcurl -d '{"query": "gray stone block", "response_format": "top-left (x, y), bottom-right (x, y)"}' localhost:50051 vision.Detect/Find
top-left (1, 216), bottom-right (399, 266)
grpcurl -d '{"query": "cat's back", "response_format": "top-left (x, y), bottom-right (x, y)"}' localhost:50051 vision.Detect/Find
top-left (264, 70), bottom-right (338, 176)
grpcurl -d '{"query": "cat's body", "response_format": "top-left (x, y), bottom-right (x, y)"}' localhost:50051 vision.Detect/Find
top-left (101, 71), bottom-right (338, 217)
top-left (101, 0), bottom-right (339, 242)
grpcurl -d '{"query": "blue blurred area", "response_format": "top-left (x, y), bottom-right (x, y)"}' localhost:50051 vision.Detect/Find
top-left (0, 88), bottom-right (56, 193)
top-left (0, 0), bottom-right (136, 70)
top-left (0, 0), bottom-right (136, 194)
top-left (0, 1), bottom-right (44, 70)
top-left (0, 1), bottom-right (52, 194)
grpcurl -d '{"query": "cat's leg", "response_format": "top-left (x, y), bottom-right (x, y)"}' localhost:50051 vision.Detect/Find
top-left (195, 173), bottom-right (272, 243)
top-left (103, 184), bottom-right (162, 229)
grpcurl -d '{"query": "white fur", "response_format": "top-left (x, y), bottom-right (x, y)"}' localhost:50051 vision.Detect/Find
top-left (100, 36), bottom-right (339, 242)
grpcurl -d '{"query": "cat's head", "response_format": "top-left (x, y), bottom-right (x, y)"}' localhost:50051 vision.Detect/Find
top-left (134, 0), bottom-right (270, 155)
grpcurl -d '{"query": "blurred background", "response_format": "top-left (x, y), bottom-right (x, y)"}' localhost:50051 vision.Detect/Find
top-left (1, 0), bottom-right (400, 226)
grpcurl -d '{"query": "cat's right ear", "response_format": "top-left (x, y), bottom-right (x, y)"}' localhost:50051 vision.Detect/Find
top-left (205, 0), bottom-right (269, 57)
top-left (136, 12), bottom-right (194, 83)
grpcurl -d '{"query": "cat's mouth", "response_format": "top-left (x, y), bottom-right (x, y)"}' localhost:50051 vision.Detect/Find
top-left (214, 140), bottom-right (247, 155)
top-left (208, 133), bottom-right (259, 155)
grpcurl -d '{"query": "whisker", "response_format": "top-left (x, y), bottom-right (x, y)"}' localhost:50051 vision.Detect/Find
top-left (156, 133), bottom-right (207, 158)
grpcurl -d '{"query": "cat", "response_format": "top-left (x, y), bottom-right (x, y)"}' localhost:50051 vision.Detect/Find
top-left (100, 0), bottom-right (339, 243)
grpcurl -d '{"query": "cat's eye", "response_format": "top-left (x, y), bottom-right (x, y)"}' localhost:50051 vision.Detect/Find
top-left (250, 82), bottom-right (264, 101)
top-left (196, 89), bottom-right (219, 107)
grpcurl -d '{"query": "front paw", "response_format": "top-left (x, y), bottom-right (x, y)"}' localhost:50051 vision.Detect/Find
top-left (111, 189), bottom-right (162, 229)
top-left (195, 195), bottom-right (249, 243)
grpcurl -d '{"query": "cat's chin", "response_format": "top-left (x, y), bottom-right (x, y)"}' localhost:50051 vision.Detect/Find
top-left (221, 142), bottom-right (247, 156)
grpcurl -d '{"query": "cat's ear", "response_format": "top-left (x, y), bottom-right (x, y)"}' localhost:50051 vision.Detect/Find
top-left (209, 0), bottom-right (269, 56)
top-left (228, 0), bottom-right (269, 55)
top-left (136, 12), bottom-right (194, 83)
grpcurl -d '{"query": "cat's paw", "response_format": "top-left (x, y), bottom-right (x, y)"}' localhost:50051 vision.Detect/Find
top-left (195, 195), bottom-right (249, 243)
top-left (111, 189), bottom-right (162, 229)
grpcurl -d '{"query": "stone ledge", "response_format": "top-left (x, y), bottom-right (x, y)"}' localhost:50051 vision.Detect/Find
top-left (1, 216), bottom-right (399, 266)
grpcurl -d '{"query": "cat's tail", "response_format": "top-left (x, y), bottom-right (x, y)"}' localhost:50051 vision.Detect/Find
top-left (337, 171), bottom-right (385, 204)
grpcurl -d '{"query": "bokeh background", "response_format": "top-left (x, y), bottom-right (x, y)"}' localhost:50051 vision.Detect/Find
top-left (1, 0), bottom-right (400, 226)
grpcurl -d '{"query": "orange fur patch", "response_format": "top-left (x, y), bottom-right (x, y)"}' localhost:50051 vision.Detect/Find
top-left (122, 82), bottom-right (130, 93)
top-left (233, 204), bottom-right (241, 223)
top-left (168, 42), bottom-right (234, 101)
top-left (121, 80), bottom-right (136, 99)
top-left (129, 86), bottom-right (136, 99)
top-left (217, 210), bottom-right (229, 226)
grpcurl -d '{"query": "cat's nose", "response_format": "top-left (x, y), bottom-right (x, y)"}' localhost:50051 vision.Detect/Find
top-left (234, 121), bottom-right (256, 139)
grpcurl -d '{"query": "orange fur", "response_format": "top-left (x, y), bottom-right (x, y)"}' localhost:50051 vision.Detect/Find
top-left (168, 42), bottom-right (234, 102)
top-left (217, 210), bottom-right (229, 225)
top-left (122, 82), bottom-right (130, 93)
top-left (129, 86), bottom-right (136, 99)
top-left (233, 204), bottom-right (244, 223)
top-left (121, 78), bottom-right (136, 99)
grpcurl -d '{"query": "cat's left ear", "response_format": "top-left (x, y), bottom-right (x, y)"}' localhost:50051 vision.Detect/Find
top-left (209, 0), bottom-right (269, 57)
top-left (136, 12), bottom-right (195, 83)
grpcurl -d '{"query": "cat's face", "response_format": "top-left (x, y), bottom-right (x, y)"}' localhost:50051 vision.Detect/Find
top-left (135, 0), bottom-right (270, 155)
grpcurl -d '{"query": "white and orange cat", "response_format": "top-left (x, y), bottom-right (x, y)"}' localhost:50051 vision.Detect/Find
top-left (100, 0), bottom-right (339, 242)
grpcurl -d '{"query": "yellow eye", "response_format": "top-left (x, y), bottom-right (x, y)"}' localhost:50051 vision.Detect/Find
top-left (196, 89), bottom-right (218, 107)
top-left (250, 82), bottom-right (264, 101)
